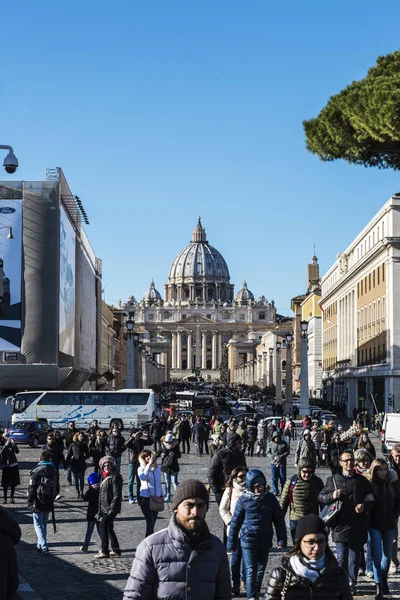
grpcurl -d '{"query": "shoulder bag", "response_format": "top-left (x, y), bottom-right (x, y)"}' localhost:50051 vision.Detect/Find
top-left (149, 469), bottom-right (165, 512)
top-left (320, 475), bottom-right (343, 527)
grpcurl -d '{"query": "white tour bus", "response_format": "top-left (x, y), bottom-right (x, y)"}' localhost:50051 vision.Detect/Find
top-left (10, 389), bottom-right (155, 430)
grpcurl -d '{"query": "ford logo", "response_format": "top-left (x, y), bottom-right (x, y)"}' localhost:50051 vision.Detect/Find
top-left (0, 207), bottom-right (15, 214)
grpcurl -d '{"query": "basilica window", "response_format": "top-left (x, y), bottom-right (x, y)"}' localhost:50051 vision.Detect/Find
top-left (164, 312), bottom-right (171, 320)
top-left (148, 314), bottom-right (154, 321)
top-left (182, 359), bottom-right (187, 370)
top-left (206, 359), bottom-right (212, 369)
top-left (206, 314), bottom-right (212, 319)
top-left (240, 314), bottom-right (245, 320)
top-left (259, 312), bottom-right (265, 320)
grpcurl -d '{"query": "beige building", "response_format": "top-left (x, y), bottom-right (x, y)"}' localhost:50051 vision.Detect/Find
top-left (121, 218), bottom-right (287, 382)
top-left (99, 301), bottom-right (120, 389)
top-left (320, 193), bottom-right (400, 415)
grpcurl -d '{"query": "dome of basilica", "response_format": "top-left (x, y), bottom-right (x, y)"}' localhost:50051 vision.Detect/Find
top-left (143, 280), bottom-right (162, 304)
top-left (168, 217), bottom-right (230, 283)
top-left (235, 281), bottom-right (254, 304)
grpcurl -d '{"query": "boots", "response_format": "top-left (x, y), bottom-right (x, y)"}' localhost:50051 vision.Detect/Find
top-left (381, 575), bottom-right (390, 595)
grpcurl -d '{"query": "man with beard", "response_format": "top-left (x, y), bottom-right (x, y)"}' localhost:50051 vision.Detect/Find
top-left (123, 479), bottom-right (231, 600)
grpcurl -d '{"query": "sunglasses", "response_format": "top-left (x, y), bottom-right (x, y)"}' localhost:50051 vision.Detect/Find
top-left (301, 470), bottom-right (313, 474)
top-left (236, 474), bottom-right (246, 480)
top-left (340, 458), bottom-right (354, 463)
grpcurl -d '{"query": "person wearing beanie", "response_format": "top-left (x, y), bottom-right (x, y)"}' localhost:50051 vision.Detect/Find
top-left (267, 431), bottom-right (290, 496)
top-left (96, 456), bottom-right (123, 559)
top-left (209, 433), bottom-right (223, 458)
top-left (123, 478), bottom-right (231, 600)
top-left (208, 432), bottom-right (247, 506)
top-left (227, 469), bottom-right (287, 600)
top-left (295, 429), bottom-right (316, 469)
top-left (266, 514), bottom-right (352, 600)
top-left (280, 459), bottom-right (324, 543)
top-left (80, 472), bottom-right (101, 552)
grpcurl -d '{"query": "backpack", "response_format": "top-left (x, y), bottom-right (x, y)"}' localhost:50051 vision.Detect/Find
top-left (288, 475), bottom-right (298, 504)
top-left (160, 451), bottom-right (175, 474)
top-left (35, 465), bottom-right (58, 532)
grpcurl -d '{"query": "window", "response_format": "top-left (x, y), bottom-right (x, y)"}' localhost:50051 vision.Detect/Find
top-left (206, 359), bottom-right (212, 369)
top-left (382, 296), bottom-right (386, 321)
top-left (81, 393), bottom-right (104, 406)
top-left (206, 314), bottom-right (212, 319)
top-left (357, 282), bottom-right (359, 298)
top-left (38, 393), bottom-right (65, 406)
top-left (378, 267), bottom-right (380, 285)
top-left (148, 314), bottom-right (154, 321)
top-left (369, 273), bottom-right (371, 291)
top-left (382, 221), bottom-right (385, 238)
top-left (182, 314), bottom-right (186, 319)
top-left (259, 312), bottom-right (265, 320)
top-left (240, 314), bottom-right (245, 321)
top-left (361, 280), bottom-right (363, 295)
top-left (282, 360), bottom-right (287, 369)
top-left (164, 311), bottom-right (171, 320)
top-left (182, 360), bottom-right (187, 370)
top-left (382, 263), bottom-right (385, 282)
top-left (206, 335), bottom-right (212, 344)
top-left (373, 270), bottom-right (375, 287)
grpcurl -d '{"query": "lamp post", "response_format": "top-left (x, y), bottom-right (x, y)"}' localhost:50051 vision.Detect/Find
top-left (284, 333), bottom-right (293, 415)
top-left (268, 347), bottom-right (274, 388)
top-left (262, 352), bottom-right (267, 387)
top-left (126, 316), bottom-right (135, 388)
top-left (276, 341), bottom-right (282, 405)
top-left (299, 320), bottom-right (309, 416)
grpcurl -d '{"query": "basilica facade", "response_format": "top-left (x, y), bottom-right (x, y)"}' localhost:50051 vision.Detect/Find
top-left (121, 218), bottom-right (284, 381)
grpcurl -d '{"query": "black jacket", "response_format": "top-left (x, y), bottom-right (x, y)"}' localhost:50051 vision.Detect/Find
top-left (0, 443), bottom-right (19, 466)
top-left (181, 420), bottom-right (191, 438)
top-left (126, 435), bottom-right (153, 464)
top-left (99, 473), bottom-right (123, 517)
top-left (28, 461), bottom-right (57, 513)
top-left (82, 486), bottom-right (100, 521)
top-left (63, 428), bottom-right (79, 449)
top-left (369, 474), bottom-right (400, 531)
top-left (90, 436), bottom-right (107, 462)
top-left (327, 442), bottom-right (345, 471)
top-left (160, 441), bottom-right (181, 473)
top-left (208, 448), bottom-right (247, 498)
top-left (265, 554), bottom-right (352, 600)
top-left (66, 442), bottom-right (90, 472)
top-left (106, 434), bottom-right (126, 458)
top-left (193, 422), bottom-right (207, 441)
top-left (0, 507), bottom-right (21, 600)
top-left (318, 472), bottom-right (373, 544)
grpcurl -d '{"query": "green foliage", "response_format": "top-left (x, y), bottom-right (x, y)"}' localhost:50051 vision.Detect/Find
top-left (303, 50), bottom-right (400, 170)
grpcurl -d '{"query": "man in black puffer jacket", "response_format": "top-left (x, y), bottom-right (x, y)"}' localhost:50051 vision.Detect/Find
top-left (106, 427), bottom-right (126, 472)
top-left (208, 433), bottom-right (247, 505)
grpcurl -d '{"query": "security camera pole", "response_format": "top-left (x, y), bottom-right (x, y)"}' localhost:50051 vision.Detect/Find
top-left (0, 145), bottom-right (18, 173)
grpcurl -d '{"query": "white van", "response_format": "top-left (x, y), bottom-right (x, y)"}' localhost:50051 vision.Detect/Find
top-left (381, 413), bottom-right (400, 453)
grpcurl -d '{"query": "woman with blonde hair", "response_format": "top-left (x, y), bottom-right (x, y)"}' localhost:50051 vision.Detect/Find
top-left (367, 458), bottom-right (400, 598)
top-left (138, 449), bottom-right (163, 537)
top-left (219, 466), bottom-right (248, 596)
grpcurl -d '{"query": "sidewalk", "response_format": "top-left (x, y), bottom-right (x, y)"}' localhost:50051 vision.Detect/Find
top-left (18, 575), bottom-right (44, 600)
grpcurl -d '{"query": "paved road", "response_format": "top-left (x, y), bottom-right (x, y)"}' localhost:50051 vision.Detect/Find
top-left (7, 430), bottom-right (400, 599)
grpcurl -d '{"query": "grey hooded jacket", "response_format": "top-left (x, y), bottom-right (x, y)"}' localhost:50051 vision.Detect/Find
top-left (123, 513), bottom-right (231, 600)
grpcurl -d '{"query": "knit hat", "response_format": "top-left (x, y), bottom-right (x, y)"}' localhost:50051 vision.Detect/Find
top-left (303, 429), bottom-right (311, 436)
top-left (227, 432), bottom-right (242, 449)
top-left (172, 479), bottom-right (209, 510)
top-left (212, 433), bottom-right (221, 443)
top-left (165, 433), bottom-right (174, 443)
top-left (88, 472), bottom-right (100, 485)
top-left (298, 458), bottom-right (315, 473)
top-left (294, 514), bottom-right (327, 542)
top-left (272, 431), bottom-right (281, 439)
top-left (99, 455), bottom-right (116, 469)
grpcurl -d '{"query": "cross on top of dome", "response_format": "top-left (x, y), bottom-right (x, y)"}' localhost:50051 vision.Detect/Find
top-left (191, 216), bottom-right (207, 243)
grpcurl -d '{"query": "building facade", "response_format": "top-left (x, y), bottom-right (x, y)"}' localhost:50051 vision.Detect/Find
top-left (0, 168), bottom-right (102, 395)
top-left (121, 218), bottom-right (285, 382)
top-left (320, 194), bottom-right (400, 415)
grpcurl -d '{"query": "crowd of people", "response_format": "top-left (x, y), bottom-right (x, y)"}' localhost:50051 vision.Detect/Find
top-left (1, 403), bottom-right (400, 600)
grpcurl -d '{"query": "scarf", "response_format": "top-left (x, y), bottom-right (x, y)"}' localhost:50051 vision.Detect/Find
top-left (289, 554), bottom-right (325, 583)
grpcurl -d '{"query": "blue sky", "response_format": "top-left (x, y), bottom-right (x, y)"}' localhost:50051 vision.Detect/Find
top-left (1, 1), bottom-right (400, 315)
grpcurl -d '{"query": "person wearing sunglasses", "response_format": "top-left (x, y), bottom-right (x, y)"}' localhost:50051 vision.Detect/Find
top-left (219, 466), bottom-right (248, 596)
top-left (319, 451), bottom-right (374, 595)
top-left (280, 459), bottom-right (324, 544)
top-left (266, 514), bottom-right (352, 600)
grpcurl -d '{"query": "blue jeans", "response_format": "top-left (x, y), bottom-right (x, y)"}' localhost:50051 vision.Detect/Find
top-left (83, 520), bottom-right (101, 547)
top-left (115, 456), bottom-right (121, 472)
top-left (241, 546), bottom-right (269, 598)
top-left (231, 539), bottom-right (246, 587)
top-left (128, 462), bottom-right (140, 501)
top-left (164, 472), bottom-right (179, 500)
top-left (336, 541), bottom-right (362, 584)
top-left (270, 463), bottom-right (286, 495)
top-left (360, 535), bottom-right (373, 573)
top-left (285, 435), bottom-right (291, 449)
top-left (290, 520), bottom-right (298, 544)
top-left (370, 528), bottom-right (395, 583)
top-left (33, 512), bottom-right (49, 550)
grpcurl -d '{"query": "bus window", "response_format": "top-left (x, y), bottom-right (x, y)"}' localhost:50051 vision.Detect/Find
top-left (80, 394), bottom-right (104, 406)
top-left (62, 393), bottom-right (82, 406)
top-left (104, 394), bottom-right (126, 406)
top-left (37, 393), bottom-right (63, 406)
top-left (12, 393), bottom-right (42, 413)
top-left (126, 393), bottom-right (149, 406)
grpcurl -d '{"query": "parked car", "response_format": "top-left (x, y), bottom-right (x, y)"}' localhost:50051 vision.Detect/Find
top-left (6, 419), bottom-right (51, 448)
top-left (381, 412), bottom-right (400, 454)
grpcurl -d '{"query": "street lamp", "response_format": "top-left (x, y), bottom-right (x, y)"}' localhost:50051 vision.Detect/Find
top-left (299, 320), bottom-right (309, 416)
top-left (0, 145), bottom-right (18, 174)
top-left (284, 333), bottom-right (293, 415)
top-left (276, 340), bottom-right (282, 404)
top-left (125, 315), bottom-right (135, 388)
top-left (262, 352), bottom-right (267, 388)
top-left (268, 347), bottom-right (274, 388)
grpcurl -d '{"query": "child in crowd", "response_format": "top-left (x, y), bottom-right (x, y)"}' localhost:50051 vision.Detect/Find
top-left (80, 472), bottom-right (101, 552)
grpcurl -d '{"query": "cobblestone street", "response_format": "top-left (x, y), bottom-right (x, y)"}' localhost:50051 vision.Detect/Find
top-left (7, 432), bottom-right (400, 599)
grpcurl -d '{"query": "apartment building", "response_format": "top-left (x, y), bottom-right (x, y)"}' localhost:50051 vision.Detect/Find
top-left (320, 193), bottom-right (400, 415)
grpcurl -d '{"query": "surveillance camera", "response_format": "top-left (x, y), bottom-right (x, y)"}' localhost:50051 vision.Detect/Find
top-left (3, 151), bottom-right (18, 174)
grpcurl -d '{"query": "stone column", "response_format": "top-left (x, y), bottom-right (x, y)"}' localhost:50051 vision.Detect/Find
top-left (177, 331), bottom-right (182, 370)
top-left (212, 331), bottom-right (217, 370)
top-left (201, 331), bottom-right (207, 369)
top-left (171, 332), bottom-right (177, 369)
top-left (217, 333), bottom-right (222, 368)
top-left (195, 325), bottom-right (201, 368)
top-left (187, 331), bottom-right (193, 371)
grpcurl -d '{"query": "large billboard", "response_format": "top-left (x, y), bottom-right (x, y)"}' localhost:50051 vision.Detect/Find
top-left (0, 199), bottom-right (22, 351)
top-left (59, 206), bottom-right (76, 357)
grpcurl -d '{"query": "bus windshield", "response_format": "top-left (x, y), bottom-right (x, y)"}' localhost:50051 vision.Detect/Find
top-left (12, 392), bottom-right (44, 414)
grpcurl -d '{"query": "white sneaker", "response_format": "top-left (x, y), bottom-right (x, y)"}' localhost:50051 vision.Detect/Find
top-left (366, 571), bottom-right (374, 579)
top-left (55, 494), bottom-right (62, 501)
top-left (389, 563), bottom-right (398, 575)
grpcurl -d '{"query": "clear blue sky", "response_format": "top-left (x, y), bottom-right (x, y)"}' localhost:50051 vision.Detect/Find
top-left (2, 1), bottom-right (400, 315)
